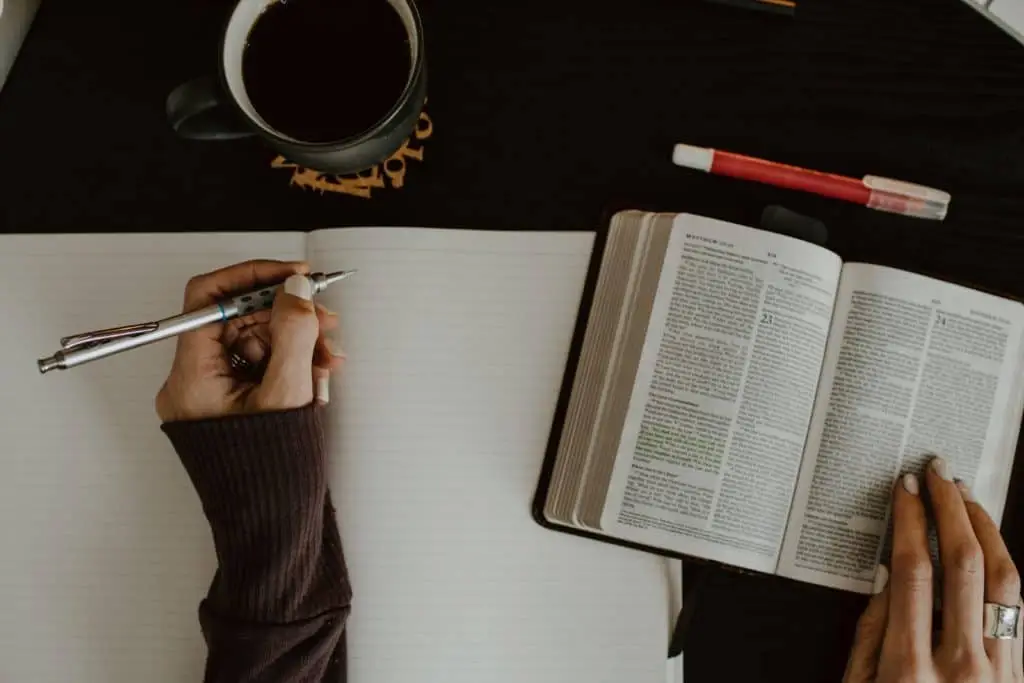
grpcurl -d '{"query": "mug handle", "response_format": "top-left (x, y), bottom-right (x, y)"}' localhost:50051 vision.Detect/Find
top-left (166, 76), bottom-right (253, 140)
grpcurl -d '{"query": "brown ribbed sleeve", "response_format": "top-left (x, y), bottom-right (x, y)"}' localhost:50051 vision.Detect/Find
top-left (162, 406), bottom-right (351, 683)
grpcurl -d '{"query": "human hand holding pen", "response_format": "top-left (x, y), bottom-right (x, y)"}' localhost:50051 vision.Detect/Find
top-left (156, 260), bottom-right (345, 422)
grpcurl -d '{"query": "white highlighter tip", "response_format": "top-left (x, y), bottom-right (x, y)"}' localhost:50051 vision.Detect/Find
top-left (672, 143), bottom-right (714, 172)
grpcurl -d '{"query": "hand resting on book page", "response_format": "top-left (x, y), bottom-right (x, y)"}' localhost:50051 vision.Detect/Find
top-left (844, 456), bottom-right (1023, 683)
top-left (156, 260), bottom-right (344, 421)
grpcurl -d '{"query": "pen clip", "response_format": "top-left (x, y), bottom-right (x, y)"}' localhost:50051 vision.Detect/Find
top-left (60, 322), bottom-right (160, 351)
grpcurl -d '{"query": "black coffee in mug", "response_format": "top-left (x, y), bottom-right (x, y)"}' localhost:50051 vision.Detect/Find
top-left (242, 0), bottom-right (411, 143)
top-left (167, 0), bottom-right (425, 174)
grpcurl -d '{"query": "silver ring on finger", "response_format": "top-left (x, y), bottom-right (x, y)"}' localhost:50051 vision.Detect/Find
top-left (983, 602), bottom-right (1023, 639)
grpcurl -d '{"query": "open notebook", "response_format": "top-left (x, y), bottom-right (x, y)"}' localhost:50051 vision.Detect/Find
top-left (0, 228), bottom-right (682, 683)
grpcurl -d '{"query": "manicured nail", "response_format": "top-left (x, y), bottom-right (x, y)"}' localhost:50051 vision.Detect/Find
top-left (284, 274), bottom-right (312, 300)
top-left (325, 337), bottom-right (347, 359)
top-left (956, 479), bottom-right (976, 503)
top-left (930, 456), bottom-right (953, 482)
top-left (872, 565), bottom-right (889, 595)
top-left (902, 473), bottom-right (920, 495)
top-left (315, 376), bottom-right (330, 405)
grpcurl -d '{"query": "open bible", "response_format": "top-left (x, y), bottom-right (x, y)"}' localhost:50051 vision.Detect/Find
top-left (537, 211), bottom-right (1024, 593)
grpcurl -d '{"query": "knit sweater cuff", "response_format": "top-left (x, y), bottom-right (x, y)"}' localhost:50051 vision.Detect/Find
top-left (163, 406), bottom-right (327, 523)
top-left (162, 406), bottom-right (338, 621)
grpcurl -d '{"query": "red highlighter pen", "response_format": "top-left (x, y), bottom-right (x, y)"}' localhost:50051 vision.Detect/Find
top-left (672, 143), bottom-right (951, 221)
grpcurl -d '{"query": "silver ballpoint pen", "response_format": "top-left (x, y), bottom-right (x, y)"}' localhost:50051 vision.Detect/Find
top-left (37, 270), bottom-right (356, 374)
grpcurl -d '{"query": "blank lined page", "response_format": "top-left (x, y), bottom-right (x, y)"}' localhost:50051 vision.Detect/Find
top-left (308, 228), bottom-right (678, 683)
top-left (0, 232), bottom-right (305, 683)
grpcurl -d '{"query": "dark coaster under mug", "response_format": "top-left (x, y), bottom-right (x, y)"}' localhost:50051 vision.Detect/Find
top-left (167, 0), bottom-right (426, 175)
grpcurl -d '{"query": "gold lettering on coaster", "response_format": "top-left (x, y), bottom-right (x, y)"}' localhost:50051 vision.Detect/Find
top-left (272, 109), bottom-right (433, 198)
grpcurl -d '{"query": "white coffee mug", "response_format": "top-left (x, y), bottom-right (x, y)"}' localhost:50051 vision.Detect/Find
top-left (166, 0), bottom-right (426, 175)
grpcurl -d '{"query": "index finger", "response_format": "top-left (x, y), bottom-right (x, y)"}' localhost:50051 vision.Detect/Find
top-left (182, 260), bottom-right (309, 312)
top-left (882, 473), bottom-right (933, 663)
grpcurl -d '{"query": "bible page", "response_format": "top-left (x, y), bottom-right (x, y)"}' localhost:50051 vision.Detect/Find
top-left (778, 265), bottom-right (1024, 592)
top-left (0, 232), bottom-right (306, 683)
top-left (307, 227), bottom-right (681, 683)
top-left (599, 215), bottom-right (843, 572)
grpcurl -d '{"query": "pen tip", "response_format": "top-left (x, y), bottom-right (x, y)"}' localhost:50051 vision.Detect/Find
top-left (323, 270), bottom-right (357, 286)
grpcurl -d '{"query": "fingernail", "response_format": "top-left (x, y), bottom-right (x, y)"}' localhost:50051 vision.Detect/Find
top-left (956, 478), bottom-right (976, 503)
top-left (872, 565), bottom-right (889, 594)
top-left (315, 376), bottom-right (330, 405)
top-left (284, 274), bottom-right (312, 300)
top-left (902, 473), bottom-right (920, 495)
top-left (930, 456), bottom-right (953, 482)
top-left (325, 337), bottom-right (347, 358)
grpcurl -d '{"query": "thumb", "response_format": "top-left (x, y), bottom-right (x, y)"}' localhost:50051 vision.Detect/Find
top-left (252, 274), bottom-right (320, 411)
top-left (843, 566), bottom-right (890, 683)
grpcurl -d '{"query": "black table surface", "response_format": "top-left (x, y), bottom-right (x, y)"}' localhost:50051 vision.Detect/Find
top-left (3, 0), bottom-right (1024, 680)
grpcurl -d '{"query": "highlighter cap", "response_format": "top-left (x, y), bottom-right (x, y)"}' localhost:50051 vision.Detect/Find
top-left (863, 175), bottom-right (951, 220)
top-left (671, 143), bottom-right (713, 172)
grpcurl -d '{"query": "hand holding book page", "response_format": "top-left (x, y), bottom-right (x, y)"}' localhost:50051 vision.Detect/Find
top-left (778, 265), bottom-right (1024, 592)
top-left (842, 460), bottom-right (1024, 683)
